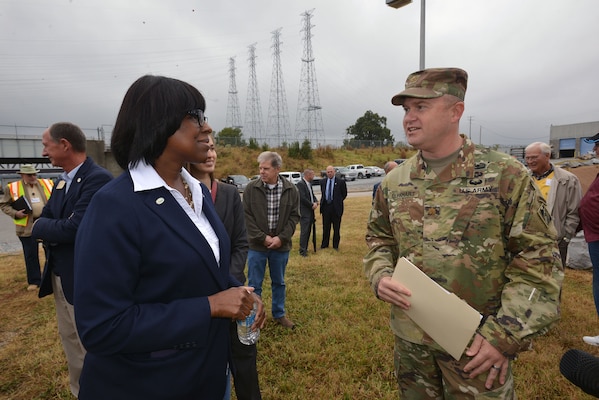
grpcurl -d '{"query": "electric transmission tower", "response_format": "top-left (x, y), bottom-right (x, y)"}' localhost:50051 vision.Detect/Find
top-left (295, 9), bottom-right (324, 145)
top-left (244, 43), bottom-right (264, 143)
top-left (225, 57), bottom-right (243, 131)
top-left (266, 28), bottom-right (291, 147)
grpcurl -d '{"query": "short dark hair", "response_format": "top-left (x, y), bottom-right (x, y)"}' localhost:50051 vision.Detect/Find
top-left (49, 122), bottom-right (87, 153)
top-left (111, 75), bottom-right (206, 169)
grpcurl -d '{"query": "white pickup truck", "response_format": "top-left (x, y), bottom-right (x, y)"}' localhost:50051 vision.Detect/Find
top-left (345, 164), bottom-right (371, 179)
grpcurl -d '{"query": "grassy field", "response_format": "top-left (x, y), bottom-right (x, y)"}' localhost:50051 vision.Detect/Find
top-left (1, 196), bottom-right (598, 399)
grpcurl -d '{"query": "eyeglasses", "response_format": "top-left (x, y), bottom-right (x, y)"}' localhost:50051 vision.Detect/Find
top-left (186, 109), bottom-right (208, 127)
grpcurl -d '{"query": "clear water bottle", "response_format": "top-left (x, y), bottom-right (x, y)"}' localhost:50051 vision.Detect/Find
top-left (237, 302), bottom-right (260, 345)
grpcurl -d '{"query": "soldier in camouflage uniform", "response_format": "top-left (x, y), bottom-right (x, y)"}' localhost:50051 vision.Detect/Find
top-left (363, 68), bottom-right (563, 399)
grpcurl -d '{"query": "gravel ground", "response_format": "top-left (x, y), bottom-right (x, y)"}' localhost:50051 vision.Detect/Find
top-left (0, 241), bottom-right (21, 254)
top-left (0, 242), bottom-right (21, 254)
top-left (0, 213), bottom-right (21, 254)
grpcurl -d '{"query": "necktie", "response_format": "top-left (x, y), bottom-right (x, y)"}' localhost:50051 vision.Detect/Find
top-left (327, 179), bottom-right (333, 203)
top-left (61, 172), bottom-right (72, 194)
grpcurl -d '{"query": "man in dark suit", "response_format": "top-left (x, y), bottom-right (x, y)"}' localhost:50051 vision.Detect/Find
top-left (32, 122), bottom-right (112, 397)
top-left (296, 168), bottom-right (318, 257)
top-left (320, 165), bottom-right (347, 250)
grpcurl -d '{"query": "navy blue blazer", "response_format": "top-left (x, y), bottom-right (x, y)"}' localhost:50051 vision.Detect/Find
top-left (32, 157), bottom-right (112, 303)
top-left (320, 176), bottom-right (347, 217)
top-left (74, 171), bottom-right (235, 399)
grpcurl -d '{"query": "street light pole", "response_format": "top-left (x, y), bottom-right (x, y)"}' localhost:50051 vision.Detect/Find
top-left (419, 0), bottom-right (425, 70)
top-left (386, 0), bottom-right (426, 70)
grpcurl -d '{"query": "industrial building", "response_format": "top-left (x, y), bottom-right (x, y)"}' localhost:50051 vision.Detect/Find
top-left (549, 121), bottom-right (599, 158)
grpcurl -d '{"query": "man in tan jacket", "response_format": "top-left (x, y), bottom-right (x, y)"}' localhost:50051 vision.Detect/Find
top-left (525, 141), bottom-right (582, 267)
top-left (0, 164), bottom-right (53, 290)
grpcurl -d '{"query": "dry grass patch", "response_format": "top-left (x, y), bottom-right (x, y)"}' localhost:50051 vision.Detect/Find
top-left (210, 145), bottom-right (416, 180)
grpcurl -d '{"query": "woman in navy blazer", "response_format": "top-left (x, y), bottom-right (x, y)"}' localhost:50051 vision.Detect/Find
top-left (74, 75), bottom-right (265, 400)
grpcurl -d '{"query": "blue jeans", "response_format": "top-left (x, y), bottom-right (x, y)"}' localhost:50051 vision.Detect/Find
top-left (247, 249), bottom-right (290, 319)
top-left (589, 241), bottom-right (599, 317)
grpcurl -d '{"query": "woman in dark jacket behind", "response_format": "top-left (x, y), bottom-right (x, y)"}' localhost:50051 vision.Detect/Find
top-left (187, 134), bottom-right (262, 400)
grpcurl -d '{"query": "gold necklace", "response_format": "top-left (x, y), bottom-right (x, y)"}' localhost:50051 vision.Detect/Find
top-left (182, 178), bottom-right (194, 210)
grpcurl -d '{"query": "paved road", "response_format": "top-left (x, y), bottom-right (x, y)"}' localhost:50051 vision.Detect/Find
top-left (314, 175), bottom-right (384, 194)
top-left (0, 215), bottom-right (21, 254)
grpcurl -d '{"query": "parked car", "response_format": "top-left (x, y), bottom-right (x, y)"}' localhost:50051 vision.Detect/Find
top-left (279, 171), bottom-right (302, 184)
top-left (310, 173), bottom-right (322, 187)
top-left (367, 166), bottom-right (383, 176)
top-left (336, 167), bottom-right (357, 181)
top-left (320, 166), bottom-right (352, 179)
top-left (345, 164), bottom-right (371, 179)
top-left (221, 174), bottom-right (250, 193)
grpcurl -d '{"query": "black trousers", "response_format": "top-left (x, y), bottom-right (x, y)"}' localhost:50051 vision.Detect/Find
top-left (320, 202), bottom-right (342, 249)
top-left (558, 238), bottom-right (569, 268)
top-left (229, 321), bottom-right (262, 400)
top-left (299, 211), bottom-right (314, 255)
top-left (19, 235), bottom-right (41, 285)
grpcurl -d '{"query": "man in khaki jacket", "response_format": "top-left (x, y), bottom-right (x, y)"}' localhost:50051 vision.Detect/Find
top-left (0, 164), bottom-right (53, 290)
top-left (525, 142), bottom-right (582, 267)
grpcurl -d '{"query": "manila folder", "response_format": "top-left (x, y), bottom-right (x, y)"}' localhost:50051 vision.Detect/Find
top-left (392, 257), bottom-right (482, 360)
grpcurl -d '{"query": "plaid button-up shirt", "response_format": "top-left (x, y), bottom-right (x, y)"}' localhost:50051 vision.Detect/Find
top-left (264, 178), bottom-right (283, 235)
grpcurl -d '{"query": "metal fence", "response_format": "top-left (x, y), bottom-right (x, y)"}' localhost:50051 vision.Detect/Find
top-left (0, 124), bottom-right (104, 140)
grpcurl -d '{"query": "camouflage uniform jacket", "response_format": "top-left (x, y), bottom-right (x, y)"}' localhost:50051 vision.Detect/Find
top-left (364, 136), bottom-right (563, 358)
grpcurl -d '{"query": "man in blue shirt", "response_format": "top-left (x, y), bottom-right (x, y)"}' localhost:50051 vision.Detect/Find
top-left (320, 165), bottom-right (347, 250)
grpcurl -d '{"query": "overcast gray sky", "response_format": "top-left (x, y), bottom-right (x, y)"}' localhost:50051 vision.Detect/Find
top-left (1, 0), bottom-right (598, 146)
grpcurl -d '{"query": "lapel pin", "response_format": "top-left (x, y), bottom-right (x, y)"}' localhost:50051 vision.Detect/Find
top-left (77, 178), bottom-right (82, 183)
top-left (156, 197), bottom-right (165, 205)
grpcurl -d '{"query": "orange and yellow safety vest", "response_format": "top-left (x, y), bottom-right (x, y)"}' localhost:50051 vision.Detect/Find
top-left (8, 179), bottom-right (53, 226)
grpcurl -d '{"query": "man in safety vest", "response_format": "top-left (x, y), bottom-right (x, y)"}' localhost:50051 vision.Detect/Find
top-left (0, 164), bottom-right (53, 290)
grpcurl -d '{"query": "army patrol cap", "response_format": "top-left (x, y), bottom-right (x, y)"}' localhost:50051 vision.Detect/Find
top-left (391, 67), bottom-right (468, 106)
top-left (583, 133), bottom-right (599, 144)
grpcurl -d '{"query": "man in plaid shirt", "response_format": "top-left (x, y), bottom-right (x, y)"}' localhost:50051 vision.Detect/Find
top-left (244, 151), bottom-right (300, 329)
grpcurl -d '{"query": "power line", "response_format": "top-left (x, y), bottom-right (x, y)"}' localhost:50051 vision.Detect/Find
top-left (225, 57), bottom-right (243, 130)
top-left (266, 28), bottom-right (291, 147)
top-left (243, 43), bottom-right (264, 143)
top-left (294, 9), bottom-right (324, 145)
